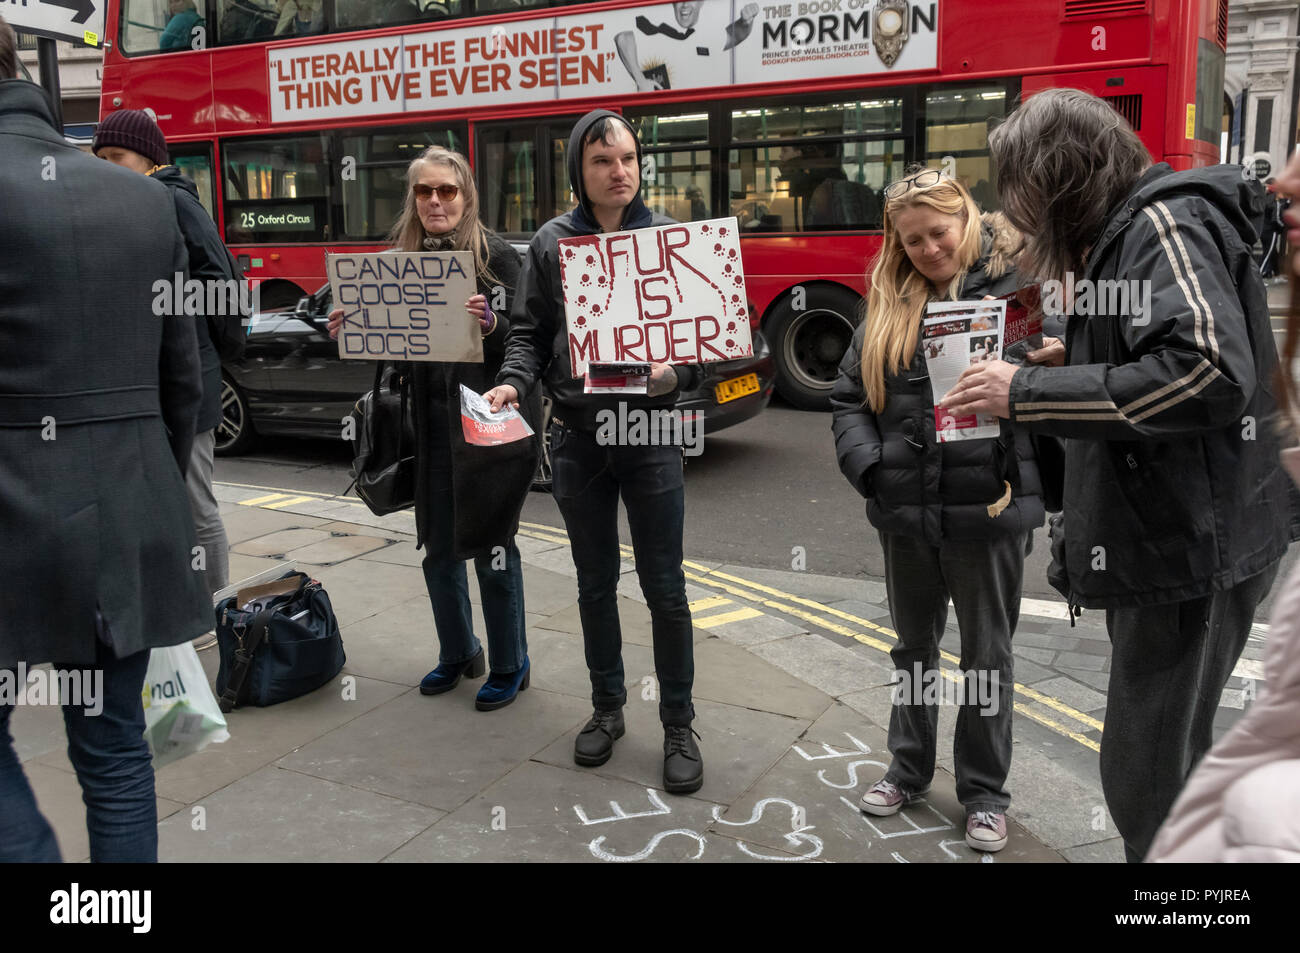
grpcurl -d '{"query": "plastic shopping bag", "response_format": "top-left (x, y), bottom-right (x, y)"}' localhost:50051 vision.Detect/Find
top-left (460, 384), bottom-right (534, 446)
top-left (142, 642), bottom-right (230, 768)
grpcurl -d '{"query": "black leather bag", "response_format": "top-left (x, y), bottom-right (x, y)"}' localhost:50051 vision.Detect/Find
top-left (215, 571), bottom-right (345, 712)
top-left (348, 362), bottom-right (415, 516)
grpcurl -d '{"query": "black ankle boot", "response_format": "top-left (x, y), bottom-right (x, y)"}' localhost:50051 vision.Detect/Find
top-left (574, 709), bottom-right (624, 766)
top-left (663, 725), bottom-right (703, 794)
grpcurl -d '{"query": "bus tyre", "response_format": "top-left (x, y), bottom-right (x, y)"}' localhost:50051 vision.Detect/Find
top-left (768, 284), bottom-right (862, 411)
top-left (215, 375), bottom-right (257, 456)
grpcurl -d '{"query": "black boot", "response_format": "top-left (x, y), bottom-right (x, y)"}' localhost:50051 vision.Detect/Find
top-left (574, 709), bottom-right (624, 766)
top-left (663, 725), bottom-right (703, 794)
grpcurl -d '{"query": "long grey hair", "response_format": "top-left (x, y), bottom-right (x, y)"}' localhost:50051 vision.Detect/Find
top-left (988, 88), bottom-right (1150, 284)
top-left (388, 145), bottom-right (500, 286)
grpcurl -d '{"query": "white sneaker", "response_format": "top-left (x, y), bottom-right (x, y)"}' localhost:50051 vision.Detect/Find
top-left (859, 778), bottom-right (929, 816)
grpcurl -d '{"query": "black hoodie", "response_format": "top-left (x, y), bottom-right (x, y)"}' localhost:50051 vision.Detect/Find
top-left (495, 109), bottom-right (702, 426)
top-left (1008, 162), bottom-right (1292, 608)
top-left (150, 163), bottom-right (231, 433)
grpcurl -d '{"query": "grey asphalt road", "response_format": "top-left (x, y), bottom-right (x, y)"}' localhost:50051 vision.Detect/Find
top-left (213, 396), bottom-right (1294, 620)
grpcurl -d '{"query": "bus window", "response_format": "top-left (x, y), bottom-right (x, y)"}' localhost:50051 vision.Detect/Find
top-left (338, 124), bottom-right (465, 239)
top-left (729, 95), bottom-right (903, 232)
top-left (921, 85), bottom-right (1011, 211)
top-left (170, 146), bottom-right (218, 221)
top-left (222, 134), bottom-right (328, 243)
top-left (334, 0), bottom-right (426, 32)
top-left (626, 108), bottom-right (712, 222)
top-left (121, 0), bottom-right (211, 54)
top-left (477, 118), bottom-right (576, 238)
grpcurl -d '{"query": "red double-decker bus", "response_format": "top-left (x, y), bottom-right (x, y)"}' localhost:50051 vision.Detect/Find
top-left (100, 0), bottom-right (1226, 409)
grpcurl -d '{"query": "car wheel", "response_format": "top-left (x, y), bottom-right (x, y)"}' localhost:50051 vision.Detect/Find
top-left (531, 395), bottom-right (553, 492)
top-left (767, 284), bottom-right (862, 411)
top-left (214, 375), bottom-right (257, 456)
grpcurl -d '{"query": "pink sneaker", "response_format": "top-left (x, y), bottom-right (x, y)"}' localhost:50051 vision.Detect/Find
top-left (859, 778), bottom-right (929, 816)
top-left (966, 811), bottom-right (1008, 852)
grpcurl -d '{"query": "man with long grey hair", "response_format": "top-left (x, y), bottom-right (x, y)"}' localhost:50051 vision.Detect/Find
top-left (941, 87), bottom-right (1292, 862)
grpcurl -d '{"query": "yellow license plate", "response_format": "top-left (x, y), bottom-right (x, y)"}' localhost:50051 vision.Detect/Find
top-left (715, 373), bottom-right (760, 404)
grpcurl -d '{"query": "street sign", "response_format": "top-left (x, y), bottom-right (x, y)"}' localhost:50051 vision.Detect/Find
top-left (2, 0), bottom-right (105, 48)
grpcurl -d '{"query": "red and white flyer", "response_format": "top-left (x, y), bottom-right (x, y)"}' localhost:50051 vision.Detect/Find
top-left (459, 385), bottom-right (534, 446)
top-left (922, 298), bottom-right (1006, 443)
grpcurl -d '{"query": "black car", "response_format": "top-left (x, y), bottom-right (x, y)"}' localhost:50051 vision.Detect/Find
top-left (218, 284), bottom-right (775, 487)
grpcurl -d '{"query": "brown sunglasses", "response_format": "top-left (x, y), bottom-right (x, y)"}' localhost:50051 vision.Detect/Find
top-left (414, 184), bottom-right (460, 201)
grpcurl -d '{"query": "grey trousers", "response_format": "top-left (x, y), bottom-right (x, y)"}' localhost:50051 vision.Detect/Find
top-left (1102, 562), bottom-right (1280, 863)
top-left (186, 429), bottom-right (230, 600)
top-left (878, 530), bottom-right (1030, 814)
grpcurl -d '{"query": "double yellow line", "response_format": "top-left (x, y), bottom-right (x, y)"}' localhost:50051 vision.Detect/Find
top-left (220, 482), bottom-right (1105, 754)
top-left (517, 519), bottom-right (1104, 753)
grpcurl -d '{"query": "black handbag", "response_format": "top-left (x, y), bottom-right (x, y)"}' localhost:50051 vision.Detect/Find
top-left (215, 571), bottom-right (346, 712)
top-left (348, 362), bottom-right (416, 516)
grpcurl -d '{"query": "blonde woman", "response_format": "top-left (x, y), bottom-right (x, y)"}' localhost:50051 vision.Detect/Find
top-left (830, 168), bottom-right (1048, 852)
top-left (328, 145), bottom-right (538, 711)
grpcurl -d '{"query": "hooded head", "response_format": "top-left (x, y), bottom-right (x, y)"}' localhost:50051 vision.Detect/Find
top-left (566, 109), bottom-right (651, 233)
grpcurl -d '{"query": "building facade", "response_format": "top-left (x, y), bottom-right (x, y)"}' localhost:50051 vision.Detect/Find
top-left (1226, 0), bottom-right (1300, 176)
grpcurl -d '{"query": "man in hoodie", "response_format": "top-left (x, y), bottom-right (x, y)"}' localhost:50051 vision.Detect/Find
top-left (485, 110), bottom-right (705, 794)
top-left (941, 88), bottom-right (1291, 861)
top-left (94, 110), bottom-right (233, 604)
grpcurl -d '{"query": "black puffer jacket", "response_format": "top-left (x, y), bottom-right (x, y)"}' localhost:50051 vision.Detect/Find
top-left (832, 213), bottom-right (1046, 544)
top-left (1009, 163), bottom-right (1292, 608)
top-left (407, 231), bottom-right (540, 560)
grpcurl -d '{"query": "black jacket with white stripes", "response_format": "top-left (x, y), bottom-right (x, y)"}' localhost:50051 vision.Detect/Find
top-left (1009, 163), bottom-right (1291, 609)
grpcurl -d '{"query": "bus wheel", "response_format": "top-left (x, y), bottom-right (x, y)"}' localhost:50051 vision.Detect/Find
top-left (767, 284), bottom-right (862, 411)
top-left (215, 375), bottom-right (257, 456)
top-left (254, 280), bottom-right (307, 313)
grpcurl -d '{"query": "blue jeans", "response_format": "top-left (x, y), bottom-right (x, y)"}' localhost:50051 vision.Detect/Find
top-left (422, 544), bottom-right (527, 674)
top-left (0, 640), bottom-right (158, 862)
top-left (549, 419), bottom-right (694, 725)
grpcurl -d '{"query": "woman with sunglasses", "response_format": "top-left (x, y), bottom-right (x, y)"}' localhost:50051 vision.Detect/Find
top-left (329, 145), bottom-right (538, 711)
top-left (830, 166), bottom-right (1049, 852)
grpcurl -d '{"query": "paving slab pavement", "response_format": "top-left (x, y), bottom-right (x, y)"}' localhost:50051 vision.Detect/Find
top-left (21, 479), bottom-right (1248, 863)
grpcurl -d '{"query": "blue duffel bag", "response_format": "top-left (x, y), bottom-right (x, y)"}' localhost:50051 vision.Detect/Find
top-left (215, 570), bottom-right (345, 712)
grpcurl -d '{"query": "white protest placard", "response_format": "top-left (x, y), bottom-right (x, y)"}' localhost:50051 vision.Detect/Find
top-left (557, 218), bottom-right (753, 378)
top-left (327, 252), bottom-right (481, 363)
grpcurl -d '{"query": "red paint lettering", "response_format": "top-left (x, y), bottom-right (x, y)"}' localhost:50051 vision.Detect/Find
top-left (643, 322), bottom-right (671, 363)
top-left (614, 324), bottom-right (645, 361)
top-left (635, 276), bottom-right (672, 321)
top-left (695, 315), bottom-right (726, 361)
top-left (669, 318), bottom-right (695, 362)
top-left (570, 329), bottom-right (601, 367)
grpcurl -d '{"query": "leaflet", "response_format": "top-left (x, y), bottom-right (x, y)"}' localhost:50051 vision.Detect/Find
top-left (922, 298), bottom-right (1006, 443)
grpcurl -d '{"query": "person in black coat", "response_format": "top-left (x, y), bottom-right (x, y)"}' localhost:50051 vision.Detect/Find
top-left (0, 25), bottom-right (211, 861)
top-left (831, 169), bottom-right (1047, 854)
top-left (330, 145), bottom-right (537, 711)
top-left (92, 109), bottom-right (234, 603)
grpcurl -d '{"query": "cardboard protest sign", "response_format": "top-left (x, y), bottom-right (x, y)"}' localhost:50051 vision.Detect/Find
top-left (327, 252), bottom-right (481, 363)
top-left (557, 218), bottom-right (752, 378)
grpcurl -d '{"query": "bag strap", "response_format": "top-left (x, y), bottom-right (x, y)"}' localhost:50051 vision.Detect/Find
top-left (218, 606), bottom-right (276, 713)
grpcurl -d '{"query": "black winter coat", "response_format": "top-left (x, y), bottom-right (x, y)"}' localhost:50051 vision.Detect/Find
top-left (408, 232), bottom-right (540, 560)
top-left (150, 164), bottom-right (232, 433)
top-left (0, 79), bottom-right (210, 668)
top-left (1009, 163), bottom-right (1292, 608)
top-left (832, 214), bottom-right (1046, 544)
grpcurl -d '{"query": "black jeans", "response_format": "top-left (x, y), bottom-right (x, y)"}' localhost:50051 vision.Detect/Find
top-left (1102, 562), bottom-right (1280, 863)
top-left (549, 420), bottom-right (694, 726)
top-left (878, 530), bottom-right (1030, 814)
